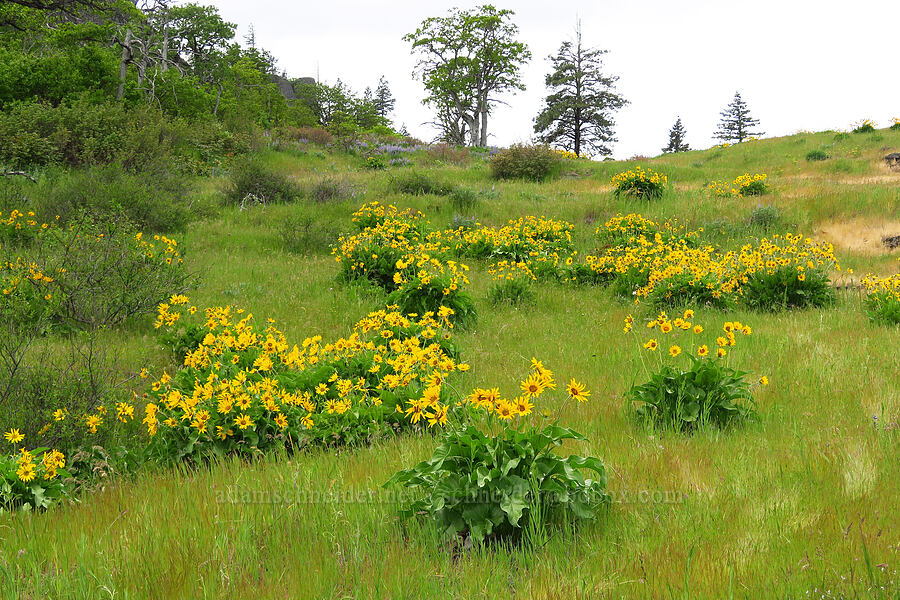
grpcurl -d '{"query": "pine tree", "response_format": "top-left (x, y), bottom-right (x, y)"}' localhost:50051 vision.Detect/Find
top-left (374, 75), bottom-right (395, 119)
top-left (662, 117), bottom-right (690, 153)
top-left (533, 23), bottom-right (627, 157)
top-left (714, 91), bottom-right (763, 143)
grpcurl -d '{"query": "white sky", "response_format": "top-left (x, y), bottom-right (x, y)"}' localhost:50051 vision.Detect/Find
top-left (206, 0), bottom-right (898, 159)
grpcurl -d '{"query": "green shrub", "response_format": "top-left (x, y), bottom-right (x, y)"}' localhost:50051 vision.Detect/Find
top-left (630, 358), bottom-right (755, 431)
top-left (747, 205), bottom-right (781, 231)
top-left (364, 155), bottom-right (387, 170)
top-left (388, 171), bottom-right (453, 196)
top-left (861, 274), bottom-right (900, 325)
top-left (611, 166), bottom-right (667, 200)
top-left (0, 99), bottom-right (174, 171)
top-left (0, 212), bottom-right (191, 456)
top-left (488, 277), bottom-right (534, 307)
top-left (805, 149), bottom-right (828, 161)
top-left (626, 313), bottom-right (758, 432)
top-left (490, 144), bottom-right (560, 181)
top-left (890, 122), bottom-right (900, 131)
top-left (307, 177), bottom-right (359, 203)
top-left (449, 187), bottom-right (479, 213)
top-left (387, 363), bottom-right (608, 546)
top-left (386, 275), bottom-right (477, 329)
top-left (225, 157), bottom-right (300, 205)
top-left (833, 132), bottom-right (850, 142)
top-left (852, 120), bottom-right (875, 134)
top-left (644, 272), bottom-right (734, 311)
top-left (36, 165), bottom-right (191, 232)
top-left (740, 264), bottom-right (835, 311)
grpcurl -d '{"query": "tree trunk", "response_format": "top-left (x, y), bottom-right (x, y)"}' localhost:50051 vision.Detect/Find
top-left (213, 84), bottom-right (223, 116)
top-left (116, 28), bottom-right (133, 101)
top-left (479, 104), bottom-right (488, 147)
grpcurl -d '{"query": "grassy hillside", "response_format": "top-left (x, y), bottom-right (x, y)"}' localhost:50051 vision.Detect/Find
top-left (2, 128), bottom-right (899, 598)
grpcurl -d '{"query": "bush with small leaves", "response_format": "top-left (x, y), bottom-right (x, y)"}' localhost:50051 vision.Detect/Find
top-left (489, 144), bottom-right (560, 181)
top-left (805, 149), bottom-right (828, 161)
top-left (225, 157), bottom-right (300, 205)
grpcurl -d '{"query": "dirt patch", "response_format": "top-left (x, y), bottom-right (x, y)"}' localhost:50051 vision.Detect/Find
top-left (816, 219), bottom-right (900, 254)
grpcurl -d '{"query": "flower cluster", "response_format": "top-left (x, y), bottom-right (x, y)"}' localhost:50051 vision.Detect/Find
top-left (552, 149), bottom-right (590, 160)
top-left (144, 297), bottom-right (469, 458)
top-left (707, 173), bottom-right (768, 197)
top-left (611, 166), bottom-right (668, 199)
top-left (627, 309), bottom-right (753, 361)
top-left (861, 271), bottom-right (900, 324)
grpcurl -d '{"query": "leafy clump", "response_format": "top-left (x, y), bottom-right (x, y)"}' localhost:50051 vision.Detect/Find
top-left (805, 149), bottom-right (828, 161)
top-left (388, 171), bottom-right (453, 196)
top-left (861, 272), bottom-right (900, 325)
top-left (741, 264), bottom-right (834, 311)
top-left (747, 204), bottom-right (781, 231)
top-left (387, 361), bottom-right (608, 546)
top-left (490, 144), bottom-right (560, 181)
top-left (611, 166), bottom-right (667, 200)
top-left (225, 156), bottom-right (300, 205)
top-left (625, 311), bottom-right (760, 432)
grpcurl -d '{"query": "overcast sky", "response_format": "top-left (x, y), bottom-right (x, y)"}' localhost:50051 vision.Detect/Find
top-left (206, 0), bottom-right (897, 159)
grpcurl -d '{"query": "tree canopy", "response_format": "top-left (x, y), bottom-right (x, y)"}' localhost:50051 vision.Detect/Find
top-left (405, 5), bottom-right (530, 146)
top-left (533, 24), bottom-right (626, 157)
top-left (714, 91), bottom-right (763, 143)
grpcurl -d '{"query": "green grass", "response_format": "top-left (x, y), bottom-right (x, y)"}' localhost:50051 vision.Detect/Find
top-left (2, 129), bottom-right (899, 598)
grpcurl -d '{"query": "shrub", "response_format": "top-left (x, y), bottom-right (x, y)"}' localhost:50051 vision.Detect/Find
top-left (307, 177), bottom-right (359, 203)
top-left (388, 171), bottom-right (453, 196)
top-left (37, 165), bottom-right (191, 232)
top-left (852, 119), bottom-right (876, 134)
top-left (144, 301), bottom-right (466, 460)
top-left (488, 277), bottom-right (534, 307)
top-left (805, 149), bottom-right (828, 161)
top-left (364, 155), bottom-right (387, 170)
top-left (386, 260), bottom-right (477, 328)
top-left (489, 144), bottom-right (560, 181)
top-left (291, 126), bottom-right (334, 145)
top-left (735, 173), bottom-right (768, 196)
top-left (741, 264), bottom-right (834, 311)
top-left (890, 118), bottom-right (900, 131)
top-left (0, 211), bottom-right (191, 456)
top-left (625, 311), bottom-right (759, 431)
top-left (225, 157), bottom-right (300, 205)
top-left (706, 173), bottom-right (767, 198)
top-left (861, 273), bottom-right (900, 325)
top-left (387, 361), bottom-right (609, 546)
top-left (611, 166), bottom-right (667, 200)
top-left (747, 204), bottom-right (781, 231)
top-left (1, 447), bottom-right (70, 511)
top-left (833, 132), bottom-right (850, 142)
top-left (449, 187), bottom-right (479, 213)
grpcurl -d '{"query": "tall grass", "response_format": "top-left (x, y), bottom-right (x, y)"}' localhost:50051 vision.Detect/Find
top-left (2, 129), bottom-right (899, 598)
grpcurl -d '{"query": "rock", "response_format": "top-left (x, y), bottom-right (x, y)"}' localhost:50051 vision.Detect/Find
top-left (883, 234), bottom-right (900, 250)
top-left (269, 73), bottom-right (296, 100)
top-left (884, 152), bottom-right (900, 168)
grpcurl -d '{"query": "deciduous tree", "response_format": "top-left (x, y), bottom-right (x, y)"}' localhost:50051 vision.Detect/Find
top-left (405, 5), bottom-right (529, 147)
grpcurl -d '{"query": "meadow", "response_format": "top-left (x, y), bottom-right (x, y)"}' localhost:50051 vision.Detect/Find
top-left (1, 127), bottom-right (898, 599)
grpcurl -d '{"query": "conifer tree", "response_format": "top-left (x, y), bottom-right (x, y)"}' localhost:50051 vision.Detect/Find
top-left (662, 117), bottom-right (690, 153)
top-left (533, 23), bottom-right (626, 157)
top-left (374, 75), bottom-right (395, 119)
top-left (714, 91), bottom-right (763, 143)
